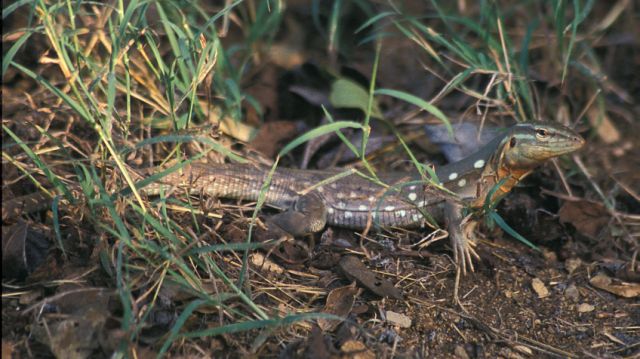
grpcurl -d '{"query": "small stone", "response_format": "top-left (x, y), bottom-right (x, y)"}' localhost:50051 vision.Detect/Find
top-left (498, 347), bottom-right (526, 359)
top-left (454, 345), bottom-right (470, 359)
top-left (531, 278), bottom-right (549, 298)
top-left (513, 345), bottom-right (533, 355)
top-left (542, 248), bottom-right (557, 262)
top-left (578, 303), bottom-right (595, 313)
top-left (565, 258), bottom-right (582, 275)
top-left (564, 284), bottom-right (580, 302)
top-left (341, 340), bottom-right (375, 359)
top-left (385, 311), bottom-right (412, 328)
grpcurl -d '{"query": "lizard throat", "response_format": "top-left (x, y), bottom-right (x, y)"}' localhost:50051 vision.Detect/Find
top-left (468, 165), bottom-right (531, 208)
top-left (495, 166), bottom-right (531, 199)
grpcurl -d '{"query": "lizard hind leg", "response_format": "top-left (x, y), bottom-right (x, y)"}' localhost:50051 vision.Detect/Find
top-left (269, 191), bottom-right (327, 237)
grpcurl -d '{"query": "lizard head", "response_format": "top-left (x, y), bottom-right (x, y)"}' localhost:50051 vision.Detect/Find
top-left (500, 122), bottom-right (585, 170)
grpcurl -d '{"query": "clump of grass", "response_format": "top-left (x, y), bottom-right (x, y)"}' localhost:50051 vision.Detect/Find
top-left (2, 1), bottom-right (333, 356)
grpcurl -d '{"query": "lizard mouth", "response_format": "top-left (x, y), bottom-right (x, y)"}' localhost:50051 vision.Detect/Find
top-left (540, 130), bottom-right (586, 158)
top-left (558, 133), bottom-right (586, 154)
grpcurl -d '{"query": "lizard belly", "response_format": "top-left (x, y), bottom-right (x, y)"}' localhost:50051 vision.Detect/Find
top-left (318, 180), bottom-right (443, 230)
top-left (325, 204), bottom-right (428, 229)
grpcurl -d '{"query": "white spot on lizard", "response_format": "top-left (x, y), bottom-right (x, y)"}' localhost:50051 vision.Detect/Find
top-left (458, 179), bottom-right (467, 187)
top-left (448, 172), bottom-right (458, 180)
top-left (474, 159), bottom-right (485, 169)
top-left (408, 192), bottom-right (417, 201)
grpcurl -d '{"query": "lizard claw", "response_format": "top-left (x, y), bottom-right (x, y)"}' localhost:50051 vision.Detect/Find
top-left (450, 215), bottom-right (480, 274)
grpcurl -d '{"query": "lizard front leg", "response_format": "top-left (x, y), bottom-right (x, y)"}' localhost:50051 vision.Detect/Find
top-left (268, 192), bottom-right (327, 237)
top-left (444, 201), bottom-right (480, 273)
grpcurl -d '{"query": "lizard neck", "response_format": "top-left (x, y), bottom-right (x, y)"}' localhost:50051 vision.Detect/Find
top-left (435, 134), bottom-right (506, 204)
top-left (435, 121), bottom-right (585, 208)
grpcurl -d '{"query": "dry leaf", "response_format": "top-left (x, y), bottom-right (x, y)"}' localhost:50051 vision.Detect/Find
top-left (318, 283), bottom-right (359, 332)
top-left (587, 105), bottom-right (620, 144)
top-left (250, 252), bottom-right (284, 274)
top-left (590, 273), bottom-right (640, 298)
top-left (338, 256), bottom-right (403, 300)
top-left (558, 200), bottom-right (609, 238)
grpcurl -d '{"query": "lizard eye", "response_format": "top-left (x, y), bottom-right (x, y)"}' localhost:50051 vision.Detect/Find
top-left (509, 137), bottom-right (517, 147)
top-left (536, 129), bottom-right (548, 137)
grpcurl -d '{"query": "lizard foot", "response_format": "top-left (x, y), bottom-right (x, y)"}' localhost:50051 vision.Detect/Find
top-left (450, 217), bottom-right (480, 274)
top-left (269, 192), bottom-right (327, 236)
top-left (445, 201), bottom-right (480, 274)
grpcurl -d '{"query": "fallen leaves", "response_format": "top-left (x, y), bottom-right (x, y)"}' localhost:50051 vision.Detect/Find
top-left (558, 200), bottom-right (610, 239)
top-left (2, 220), bottom-right (49, 280)
top-left (318, 283), bottom-right (359, 332)
top-left (590, 273), bottom-right (640, 298)
top-left (338, 256), bottom-right (403, 300)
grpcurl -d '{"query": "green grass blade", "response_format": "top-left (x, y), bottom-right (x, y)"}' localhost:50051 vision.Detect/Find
top-left (329, 78), bottom-right (382, 118)
top-left (278, 121), bottom-right (364, 157)
top-left (188, 242), bottom-right (271, 255)
top-left (158, 298), bottom-right (208, 356)
top-left (355, 11), bottom-right (395, 33)
top-left (561, 0), bottom-right (580, 85)
top-left (2, 30), bottom-right (34, 78)
top-left (51, 196), bottom-right (67, 259)
top-left (2, 0), bottom-right (33, 19)
top-left (489, 211), bottom-right (539, 251)
top-left (3, 124), bottom-right (72, 200)
top-left (375, 88), bottom-right (452, 136)
top-left (183, 313), bottom-right (340, 339)
top-left (11, 61), bottom-right (94, 123)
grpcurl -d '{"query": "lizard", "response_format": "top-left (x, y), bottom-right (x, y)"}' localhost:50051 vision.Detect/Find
top-left (143, 122), bottom-right (585, 272)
